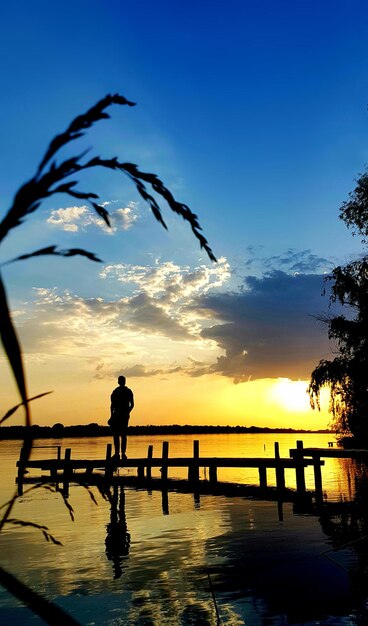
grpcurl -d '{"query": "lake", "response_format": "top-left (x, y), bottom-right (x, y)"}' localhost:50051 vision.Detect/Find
top-left (0, 432), bottom-right (367, 625)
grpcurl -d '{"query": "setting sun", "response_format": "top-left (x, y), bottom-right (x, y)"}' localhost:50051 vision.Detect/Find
top-left (269, 379), bottom-right (311, 414)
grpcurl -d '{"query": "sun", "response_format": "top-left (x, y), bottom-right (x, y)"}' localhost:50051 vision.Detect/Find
top-left (269, 379), bottom-right (311, 413)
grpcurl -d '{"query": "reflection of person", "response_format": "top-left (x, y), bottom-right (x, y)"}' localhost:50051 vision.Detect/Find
top-left (105, 485), bottom-right (130, 579)
top-left (109, 375), bottom-right (134, 460)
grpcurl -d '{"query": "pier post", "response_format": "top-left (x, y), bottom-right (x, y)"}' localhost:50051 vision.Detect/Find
top-left (146, 445), bottom-right (153, 480)
top-left (161, 489), bottom-right (169, 515)
top-left (49, 446), bottom-right (60, 481)
top-left (62, 448), bottom-right (72, 496)
top-left (161, 441), bottom-right (169, 481)
top-left (277, 499), bottom-right (284, 522)
top-left (259, 465), bottom-right (267, 488)
top-left (275, 442), bottom-right (285, 491)
top-left (313, 456), bottom-right (323, 503)
top-left (105, 443), bottom-right (113, 480)
top-left (51, 446), bottom-right (61, 482)
top-left (209, 464), bottom-right (217, 484)
top-left (16, 447), bottom-right (27, 495)
top-left (137, 464), bottom-right (145, 480)
top-left (188, 440), bottom-right (200, 483)
top-left (193, 492), bottom-right (200, 508)
top-left (54, 447), bottom-right (60, 490)
top-left (295, 440), bottom-right (306, 495)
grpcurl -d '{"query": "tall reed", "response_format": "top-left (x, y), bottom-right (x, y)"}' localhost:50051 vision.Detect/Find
top-left (0, 93), bottom-right (215, 623)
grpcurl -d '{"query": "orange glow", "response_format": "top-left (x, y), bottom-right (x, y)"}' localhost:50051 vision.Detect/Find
top-left (0, 354), bottom-right (331, 430)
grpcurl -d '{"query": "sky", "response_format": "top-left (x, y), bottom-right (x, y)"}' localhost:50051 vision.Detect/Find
top-left (1, 0), bottom-right (368, 428)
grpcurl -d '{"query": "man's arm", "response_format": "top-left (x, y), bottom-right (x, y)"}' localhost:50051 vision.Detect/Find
top-left (110, 391), bottom-right (115, 417)
top-left (129, 390), bottom-right (134, 412)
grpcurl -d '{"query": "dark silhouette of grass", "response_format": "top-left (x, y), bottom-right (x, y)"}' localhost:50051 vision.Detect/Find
top-left (0, 93), bottom-right (215, 624)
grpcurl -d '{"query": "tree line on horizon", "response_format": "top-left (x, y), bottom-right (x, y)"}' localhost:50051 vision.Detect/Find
top-left (0, 423), bottom-right (331, 440)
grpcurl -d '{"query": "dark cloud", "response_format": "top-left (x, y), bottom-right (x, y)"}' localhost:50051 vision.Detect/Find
top-left (126, 293), bottom-right (190, 340)
top-left (195, 271), bottom-right (334, 381)
top-left (91, 357), bottom-right (210, 381)
top-left (78, 292), bottom-right (192, 340)
top-left (264, 250), bottom-right (332, 274)
top-left (114, 364), bottom-right (163, 378)
top-left (121, 364), bottom-right (187, 378)
top-left (244, 248), bottom-right (333, 274)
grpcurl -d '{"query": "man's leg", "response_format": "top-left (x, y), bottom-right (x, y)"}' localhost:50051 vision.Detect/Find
top-left (113, 434), bottom-right (120, 458)
top-left (121, 431), bottom-right (127, 458)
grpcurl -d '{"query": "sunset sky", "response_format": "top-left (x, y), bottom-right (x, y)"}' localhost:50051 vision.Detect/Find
top-left (1, 0), bottom-right (368, 428)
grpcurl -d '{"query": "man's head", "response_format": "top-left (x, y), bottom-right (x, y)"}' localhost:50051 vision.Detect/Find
top-left (118, 375), bottom-right (126, 387)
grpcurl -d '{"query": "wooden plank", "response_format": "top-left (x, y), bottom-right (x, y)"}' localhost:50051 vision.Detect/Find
top-left (17, 456), bottom-right (323, 470)
top-left (290, 447), bottom-right (368, 459)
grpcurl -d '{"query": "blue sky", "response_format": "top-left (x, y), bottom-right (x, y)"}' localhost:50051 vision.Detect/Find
top-left (1, 0), bottom-right (368, 426)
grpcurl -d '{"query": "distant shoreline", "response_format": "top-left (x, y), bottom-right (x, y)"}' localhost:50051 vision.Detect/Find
top-left (0, 424), bottom-right (331, 440)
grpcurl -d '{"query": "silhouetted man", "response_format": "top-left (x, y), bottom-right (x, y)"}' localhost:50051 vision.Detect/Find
top-left (109, 375), bottom-right (134, 460)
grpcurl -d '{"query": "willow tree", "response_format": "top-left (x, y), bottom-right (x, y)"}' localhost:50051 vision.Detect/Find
top-left (308, 173), bottom-right (368, 438)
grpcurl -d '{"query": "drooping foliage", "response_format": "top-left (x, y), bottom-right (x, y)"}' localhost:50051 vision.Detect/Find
top-left (308, 173), bottom-right (368, 438)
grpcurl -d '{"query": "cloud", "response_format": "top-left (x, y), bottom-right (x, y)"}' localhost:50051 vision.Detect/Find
top-left (244, 247), bottom-right (334, 275)
top-left (100, 257), bottom-right (230, 303)
top-left (14, 258), bottom-right (335, 384)
top-left (47, 205), bottom-right (88, 232)
top-left (99, 257), bottom-right (231, 340)
top-left (93, 358), bottom-right (210, 381)
top-left (195, 270), bottom-right (333, 381)
top-left (47, 202), bottom-right (138, 233)
top-left (13, 259), bottom-right (230, 380)
top-left (18, 288), bottom-right (192, 356)
top-left (93, 363), bottom-right (164, 379)
top-left (112, 206), bottom-right (138, 230)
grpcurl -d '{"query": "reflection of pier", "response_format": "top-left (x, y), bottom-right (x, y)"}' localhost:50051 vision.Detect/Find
top-left (17, 440), bottom-right (325, 503)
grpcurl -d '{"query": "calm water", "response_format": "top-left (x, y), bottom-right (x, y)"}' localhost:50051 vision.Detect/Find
top-left (0, 433), bottom-right (367, 625)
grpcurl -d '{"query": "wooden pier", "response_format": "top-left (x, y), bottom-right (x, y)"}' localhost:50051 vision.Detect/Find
top-left (289, 442), bottom-right (368, 460)
top-left (16, 440), bottom-right (325, 502)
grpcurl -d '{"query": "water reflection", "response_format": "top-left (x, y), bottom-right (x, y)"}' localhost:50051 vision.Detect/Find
top-left (105, 485), bottom-right (130, 579)
top-left (317, 459), bottom-right (368, 623)
top-left (5, 436), bottom-right (368, 624)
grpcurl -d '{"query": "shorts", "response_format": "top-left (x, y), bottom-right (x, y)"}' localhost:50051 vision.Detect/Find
top-left (109, 415), bottom-right (129, 435)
